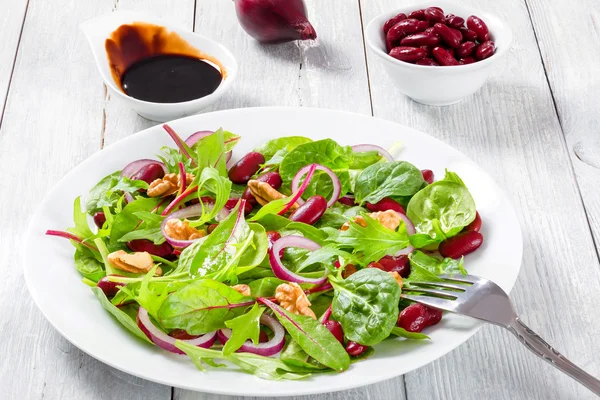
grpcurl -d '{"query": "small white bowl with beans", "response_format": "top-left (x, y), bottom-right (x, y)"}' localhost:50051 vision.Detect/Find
top-left (366, 0), bottom-right (512, 106)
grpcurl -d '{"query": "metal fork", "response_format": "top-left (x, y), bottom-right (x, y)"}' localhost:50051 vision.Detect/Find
top-left (403, 274), bottom-right (600, 396)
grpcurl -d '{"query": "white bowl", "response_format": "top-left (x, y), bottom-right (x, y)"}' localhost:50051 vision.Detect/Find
top-left (81, 11), bottom-right (237, 122)
top-left (366, 0), bottom-right (512, 106)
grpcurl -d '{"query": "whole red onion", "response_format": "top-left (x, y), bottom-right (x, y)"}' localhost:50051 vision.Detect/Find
top-left (234, 0), bottom-right (317, 43)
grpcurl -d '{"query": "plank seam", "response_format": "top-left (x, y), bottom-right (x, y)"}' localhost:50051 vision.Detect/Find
top-left (523, 0), bottom-right (600, 262)
top-left (357, 0), bottom-right (374, 116)
top-left (0, 0), bottom-right (31, 130)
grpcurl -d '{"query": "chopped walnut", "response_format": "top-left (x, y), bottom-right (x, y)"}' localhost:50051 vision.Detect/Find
top-left (340, 210), bottom-right (402, 232)
top-left (389, 271), bottom-right (403, 288)
top-left (275, 282), bottom-right (316, 319)
top-left (107, 250), bottom-right (162, 276)
top-left (232, 284), bottom-right (251, 297)
top-left (147, 173), bottom-right (195, 197)
top-left (247, 180), bottom-right (299, 211)
top-left (164, 219), bottom-right (206, 241)
top-left (342, 264), bottom-right (357, 278)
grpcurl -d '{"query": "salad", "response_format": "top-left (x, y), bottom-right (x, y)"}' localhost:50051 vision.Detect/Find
top-left (47, 125), bottom-right (484, 380)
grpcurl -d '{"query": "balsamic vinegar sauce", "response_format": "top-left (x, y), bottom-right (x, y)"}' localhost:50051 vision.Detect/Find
top-left (105, 22), bottom-right (226, 104)
top-left (121, 55), bottom-right (222, 103)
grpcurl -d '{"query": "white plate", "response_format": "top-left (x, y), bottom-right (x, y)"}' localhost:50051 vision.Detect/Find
top-left (24, 107), bottom-right (523, 397)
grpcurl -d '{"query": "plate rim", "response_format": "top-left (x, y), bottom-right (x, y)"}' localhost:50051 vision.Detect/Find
top-left (24, 106), bottom-right (523, 396)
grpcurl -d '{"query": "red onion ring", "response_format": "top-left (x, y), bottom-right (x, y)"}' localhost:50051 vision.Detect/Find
top-left (121, 159), bottom-right (167, 178)
top-left (137, 307), bottom-right (216, 354)
top-left (217, 314), bottom-right (285, 356)
top-left (160, 203), bottom-right (208, 248)
top-left (185, 130), bottom-right (233, 164)
top-left (269, 235), bottom-right (327, 285)
top-left (177, 162), bottom-right (187, 193)
top-left (276, 164), bottom-right (317, 215)
top-left (162, 186), bottom-right (199, 216)
top-left (351, 144), bottom-right (395, 162)
top-left (399, 213), bottom-right (416, 236)
top-left (291, 164), bottom-right (341, 208)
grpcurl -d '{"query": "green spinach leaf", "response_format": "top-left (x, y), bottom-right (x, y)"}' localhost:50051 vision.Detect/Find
top-left (330, 268), bottom-right (401, 346)
top-left (354, 161), bottom-right (424, 205)
top-left (408, 250), bottom-right (466, 276)
top-left (74, 248), bottom-right (105, 282)
top-left (248, 277), bottom-right (285, 297)
top-left (254, 136), bottom-right (312, 159)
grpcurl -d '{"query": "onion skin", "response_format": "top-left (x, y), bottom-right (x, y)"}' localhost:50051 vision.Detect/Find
top-left (234, 0), bottom-right (317, 43)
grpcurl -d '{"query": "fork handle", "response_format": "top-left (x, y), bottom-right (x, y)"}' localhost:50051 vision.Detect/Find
top-left (508, 318), bottom-right (600, 396)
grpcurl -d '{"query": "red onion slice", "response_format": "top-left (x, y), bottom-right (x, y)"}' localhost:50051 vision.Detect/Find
top-left (137, 307), bottom-right (216, 354)
top-left (121, 159), bottom-right (167, 178)
top-left (160, 203), bottom-right (210, 248)
top-left (217, 314), bottom-right (285, 356)
top-left (277, 164), bottom-right (317, 215)
top-left (185, 130), bottom-right (233, 164)
top-left (269, 235), bottom-right (327, 285)
top-left (351, 144), bottom-right (395, 162)
top-left (290, 164), bottom-right (341, 207)
top-left (394, 214), bottom-right (415, 255)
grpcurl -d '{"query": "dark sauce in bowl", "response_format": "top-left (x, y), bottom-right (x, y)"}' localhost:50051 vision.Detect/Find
top-left (105, 22), bottom-right (226, 104)
top-left (121, 55), bottom-right (222, 103)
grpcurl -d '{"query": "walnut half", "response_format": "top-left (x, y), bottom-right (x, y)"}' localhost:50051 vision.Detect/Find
top-left (164, 219), bottom-right (205, 241)
top-left (340, 210), bottom-right (403, 232)
top-left (232, 284), bottom-right (251, 297)
top-left (247, 180), bottom-right (299, 211)
top-left (147, 173), bottom-right (195, 197)
top-left (107, 250), bottom-right (162, 276)
top-left (275, 282), bottom-right (316, 319)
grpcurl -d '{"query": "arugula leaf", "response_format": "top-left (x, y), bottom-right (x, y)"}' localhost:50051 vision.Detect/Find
top-left (408, 250), bottom-right (466, 276)
top-left (157, 279), bottom-right (252, 334)
top-left (330, 268), bottom-right (401, 346)
top-left (74, 248), bottom-right (105, 282)
top-left (391, 327), bottom-right (430, 340)
top-left (133, 211), bottom-right (164, 225)
top-left (248, 277), bottom-right (285, 297)
top-left (157, 146), bottom-right (194, 174)
top-left (119, 266), bottom-right (168, 319)
top-left (407, 171), bottom-right (476, 241)
top-left (248, 196), bottom-right (295, 222)
top-left (189, 167), bottom-right (232, 226)
top-left (222, 304), bottom-right (264, 355)
top-left (194, 129), bottom-right (227, 176)
top-left (68, 197), bottom-right (94, 239)
top-left (354, 161), bottom-right (424, 205)
top-left (254, 136), bottom-right (312, 159)
top-left (326, 213), bottom-right (410, 263)
top-left (259, 298), bottom-right (350, 372)
top-left (91, 287), bottom-right (152, 344)
top-left (279, 139), bottom-right (354, 200)
top-left (315, 205), bottom-right (366, 229)
top-left (281, 222), bottom-right (328, 244)
top-left (109, 197), bottom-right (162, 246)
top-left (94, 238), bottom-right (119, 276)
top-left (175, 341), bottom-right (311, 380)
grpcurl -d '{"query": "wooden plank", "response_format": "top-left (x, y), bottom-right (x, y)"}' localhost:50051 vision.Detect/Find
top-left (0, 1), bottom-right (169, 399)
top-left (0, 0), bottom-right (29, 123)
top-left (359, 0), bottom-right (600, 399)
top-left (176, 0), bottom-right (383, 399)
top-left (525, 0), bottom-right (600, 255)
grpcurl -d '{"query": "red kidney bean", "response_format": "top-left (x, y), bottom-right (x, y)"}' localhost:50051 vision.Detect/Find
top-left (421, 169), bottom-right (434, 184)
top-left (97, 276), bottom-right (125, 298)
top-left (408, 9), bottom-right (425, 20)
top-left (420, 46), bottom-right (432, 56)
top-left (423, 26), bottom-right (436, 35)
top-left (416, 57), bottom-right (438, 66)
top-left (431, 6), bottom-right (444, 13)
top-left (207, 223), bottom-right (218, 233)
top-left (169, 329), bottom-right (200, 340)
top-left (383, 12), bottom-right (407, 34)
top-left (93, 211), bottom-right (106, 228)
top-left (224, 198), bottom-right (253, 215)
top-left (365, 197), bottom-right (405, 214)
top-left (456, 41), bottom-right (476, 58)
top-left (131, 163), bottom-right (165, 185)
top-left (387, 19), bottom-right (429, 42)
top-left (433, 23), bottom-right (462, 48)
top-left (323, 320), bottom-right (344, 344)
top-left (127, 239), bottom-right (174, 258)
top-left (346, 341), bottom-right (369, 356)
top-left (432, 46), bottom-right (459, 66)
top-left (397, 303), bottom-right (442, 332)
top-left (459, 27), bottom-right (478, 42)
top-left (242, 171), bottom-right (282, 205)
top-left (459, 56), bottom-right (476, 65)
top-left (289, 195), bottom-right (328, 225)
top-left (400, 32), bottom-right (440, 47)
top-left (424, 7), bottom-right (445, 23)
top-left (475, 40), bottom-right (495, 60)
top-left (467, 15), bottom-right (490, 42)
top-left (389, 46), bottom-right (427, 62)
top-left (464, 211), bottom-right (482, 232)
top-left (445, 14), bottom-right (465, 28)
top-left (338, 195), bottom-right (356, 206)
top-left (228, 152), bottom-right (265, 184)
top-left (378, 255), bottom-right (411, 277)
top-left (439, 231), bottom-right (483, 259)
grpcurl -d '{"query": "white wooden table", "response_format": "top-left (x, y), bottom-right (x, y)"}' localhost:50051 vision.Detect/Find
top-left (2, 0), bottom-right (599, 399)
